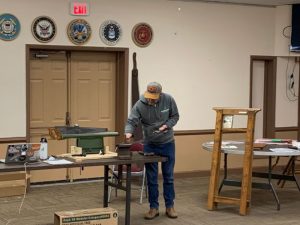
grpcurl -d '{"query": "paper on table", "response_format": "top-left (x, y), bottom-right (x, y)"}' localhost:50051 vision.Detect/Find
top-left (44, 159), bottom-right (73, 165)
top-left (270, 148), bottom-right (298, 153)
top-left (207, 141), bottom-right (242, 145)
top-left (222, 145), bottom-right (238, 149)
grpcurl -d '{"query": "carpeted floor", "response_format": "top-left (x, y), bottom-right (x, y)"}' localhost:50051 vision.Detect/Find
top-left (0, 175), bottom-right (299, 225)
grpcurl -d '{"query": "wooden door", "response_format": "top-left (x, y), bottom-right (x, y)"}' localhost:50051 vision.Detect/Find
top-left (29, 51), bottom-right (117, 182)
top-left (29, 51), bottom-right (68, 182)
top-left (69, 52), bottom-right (116, 179)
top-left (250, 56), bottom-right (277, 138)
top-left (252, 61), bottom-right (264, 139)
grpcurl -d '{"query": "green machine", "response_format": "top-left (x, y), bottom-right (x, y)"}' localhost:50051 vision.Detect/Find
top-left (49, 126), bottom-right (119, 155)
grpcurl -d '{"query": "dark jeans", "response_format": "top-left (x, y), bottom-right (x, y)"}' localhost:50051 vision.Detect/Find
top-left (144, 141), bottom-right (175, 209)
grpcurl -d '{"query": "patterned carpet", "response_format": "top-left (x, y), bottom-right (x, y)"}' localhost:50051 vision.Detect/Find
top-left (0, 175), bottom-right (299, 225)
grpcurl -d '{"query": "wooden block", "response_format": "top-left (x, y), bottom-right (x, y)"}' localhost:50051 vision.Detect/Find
top-left (0, 180), bottom-right (26, 198)
top-left (57, 151), bottom-right (117, 162)
top-left (253, 143), bottom-right (267, 150)
top-left (0, 172), bottom-right (29, 197)
top-left (0, 171), bottom-right (27, 181)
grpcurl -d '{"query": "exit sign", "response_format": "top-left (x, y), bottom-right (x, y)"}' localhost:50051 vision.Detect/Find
top-left (70, 1), bottom-right (89, 16)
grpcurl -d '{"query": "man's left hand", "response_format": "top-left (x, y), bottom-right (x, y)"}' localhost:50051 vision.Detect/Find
top-left (159, 124), bottom-right (168, 131)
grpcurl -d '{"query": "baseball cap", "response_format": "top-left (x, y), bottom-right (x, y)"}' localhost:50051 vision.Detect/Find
top-left (144, 82), bottom-right (162, 99)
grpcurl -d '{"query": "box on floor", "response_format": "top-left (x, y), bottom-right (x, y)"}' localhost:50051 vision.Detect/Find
top-left (54, 207), bottom-right (118, 225)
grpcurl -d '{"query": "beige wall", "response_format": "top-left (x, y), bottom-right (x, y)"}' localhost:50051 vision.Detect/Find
top-left (0, 0), bottom-right (281, 138)
top-left (174, 133), bottom-right (291, 174)
top-left (274, 5), bottom-right (300, 56)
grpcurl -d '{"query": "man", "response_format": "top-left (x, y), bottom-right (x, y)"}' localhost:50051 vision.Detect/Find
top-left (125, 81), bottom-right (179, 220)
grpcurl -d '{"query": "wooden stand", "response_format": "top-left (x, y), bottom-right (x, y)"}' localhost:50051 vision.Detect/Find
top-left (207, 107), bottom-right (260, 215)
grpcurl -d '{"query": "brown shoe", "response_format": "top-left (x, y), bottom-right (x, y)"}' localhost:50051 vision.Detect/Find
top-left (166, 207), bottom-right (178, 219)
top-left (144, 208), bottom-right (159, 220)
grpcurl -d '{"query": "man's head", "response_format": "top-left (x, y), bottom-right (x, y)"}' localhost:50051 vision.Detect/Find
top-left (144, 82), bottom-right (162, 105)
top-left (144, 82), bottom-right (162, 100)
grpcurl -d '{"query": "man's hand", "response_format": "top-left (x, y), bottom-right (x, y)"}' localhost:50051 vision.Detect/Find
top-left (124, 133), bottom-right (133, 143)
top-left (159, 124), bottom-right (168, 132)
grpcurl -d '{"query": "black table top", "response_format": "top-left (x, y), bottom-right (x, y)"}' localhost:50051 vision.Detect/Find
top-left (0, 153), bottom-right (166, 172)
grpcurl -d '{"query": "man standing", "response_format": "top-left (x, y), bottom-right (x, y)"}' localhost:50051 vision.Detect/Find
top-left (125, 81), bottom-right (179, 220)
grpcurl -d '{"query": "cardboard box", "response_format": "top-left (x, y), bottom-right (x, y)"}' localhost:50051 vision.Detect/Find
top-left (54, 207), bottom-right (118, 225)
top-left (0, 172), bottom-right (28, 198)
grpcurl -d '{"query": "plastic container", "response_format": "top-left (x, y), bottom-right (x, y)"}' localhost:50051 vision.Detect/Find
top-left (40, 137), bottom-right (48, 160)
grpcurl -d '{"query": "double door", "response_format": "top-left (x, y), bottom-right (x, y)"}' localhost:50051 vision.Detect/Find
top-left (29, 51), bottom-right (116, 182)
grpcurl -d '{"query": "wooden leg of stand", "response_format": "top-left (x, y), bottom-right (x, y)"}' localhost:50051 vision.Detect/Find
top-left (207, 111), bottom-right (223, 210)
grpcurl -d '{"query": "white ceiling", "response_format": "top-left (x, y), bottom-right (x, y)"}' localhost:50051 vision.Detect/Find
top-left (172, 0), bottom-right (300, 7)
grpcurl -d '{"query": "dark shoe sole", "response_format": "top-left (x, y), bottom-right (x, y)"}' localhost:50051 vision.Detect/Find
top-left (165, 212), bottom-right (178, 219)
top-left (144, 213), bottom-right (159, 220)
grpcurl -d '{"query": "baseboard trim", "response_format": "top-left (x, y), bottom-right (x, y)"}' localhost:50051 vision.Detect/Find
top-left (173, 165), bottom-right (286, 178)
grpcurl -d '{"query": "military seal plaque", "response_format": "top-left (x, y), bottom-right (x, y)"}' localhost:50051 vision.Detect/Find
top-left (0, 13), bottom-right (20, 41)
top-left (67, 19), bottom-right (91, 45)
top-left (31, 16), bottom-right (56, 43)
top-left (99, 20), bottom-right (121, 46)
top-left (132, 23), bottom-right (153, 47)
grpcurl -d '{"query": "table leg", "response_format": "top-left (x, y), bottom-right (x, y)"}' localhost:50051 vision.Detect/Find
top-left (103, 165), bottom-right (109, 207)
top-left (268, 156), bottom-right (280, 210)
top-left (125, 164), bottom-right (131, 225)
top-left (277, 157), bottom-right (293, 187)
top-left (291, 157), bottom-right (300, 191)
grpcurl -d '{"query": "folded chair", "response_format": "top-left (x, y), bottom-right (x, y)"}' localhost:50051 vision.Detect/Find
top-left (108, 142), bottom-right (147, 204)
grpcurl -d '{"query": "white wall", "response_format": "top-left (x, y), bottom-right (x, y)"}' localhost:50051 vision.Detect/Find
top-left (276, 57), bottom-right (299, 127)
top-left (274, 6), bottom-right (299, 128)
top-left (274, 5), bottom-right (300, 56)
top-left (0, 0), bottom-right (280, 138)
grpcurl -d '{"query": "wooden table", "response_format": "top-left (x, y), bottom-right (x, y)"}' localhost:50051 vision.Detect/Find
top-left (0, 152), bottom-right (166, 225)
top-left (203, 141), bottom-right (300, 210)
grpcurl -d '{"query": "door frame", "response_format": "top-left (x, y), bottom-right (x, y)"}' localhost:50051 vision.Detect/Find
top-left (250, 55), bottom-right (277, 138)
top-left (26, 44), bottom-right (129, 144)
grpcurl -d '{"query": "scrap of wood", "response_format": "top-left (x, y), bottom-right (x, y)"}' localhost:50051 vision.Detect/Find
top-left (56, 151), bottom-right (117, 162)
top-left (253, 143), bottom-right (267, 150)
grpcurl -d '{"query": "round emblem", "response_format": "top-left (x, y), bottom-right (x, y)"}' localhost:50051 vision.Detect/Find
top-left (100, 20), bottom-right (121, 46)
top-left (0, 13), bottom-right (20, 41)
top-left (132, 23), bottom-right (153, 47)
top-left (31, 16), bottom-right (56, 43)
top-left (67, 19), bottom-right (91, 45)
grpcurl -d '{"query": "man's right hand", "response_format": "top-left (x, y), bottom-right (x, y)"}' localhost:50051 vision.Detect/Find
top-left (124, 133), bottom-right (133, 143)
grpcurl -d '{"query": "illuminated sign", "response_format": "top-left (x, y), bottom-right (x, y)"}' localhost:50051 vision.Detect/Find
top-left (70, 1), bottom-right (89, 16)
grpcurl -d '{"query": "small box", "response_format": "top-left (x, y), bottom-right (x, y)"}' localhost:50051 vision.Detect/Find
top-left (70, 146), bottom-right (82, 155)
top-left (0, 172), bottom-right (28, 198)
top-left (54, 207), bottom-right (118, 225)
top-left (117, 143), bottom-right (132, 160)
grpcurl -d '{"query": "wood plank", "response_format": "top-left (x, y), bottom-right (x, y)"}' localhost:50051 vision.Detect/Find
top-left (0, 171), bottom-right (26, 181)
top-left (214, 196), bottom-right (241, 205)
top-left (57, 151), bottom-right (117, 162)
top-left (207, 110), bottom-right (223, 210)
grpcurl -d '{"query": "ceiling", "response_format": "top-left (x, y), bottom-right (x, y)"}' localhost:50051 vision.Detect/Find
top-left (173, 0), bottom-right (300, 7)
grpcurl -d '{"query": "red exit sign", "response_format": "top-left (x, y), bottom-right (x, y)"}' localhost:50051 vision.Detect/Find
top-left (70, 1), bottom-right (89, 16)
